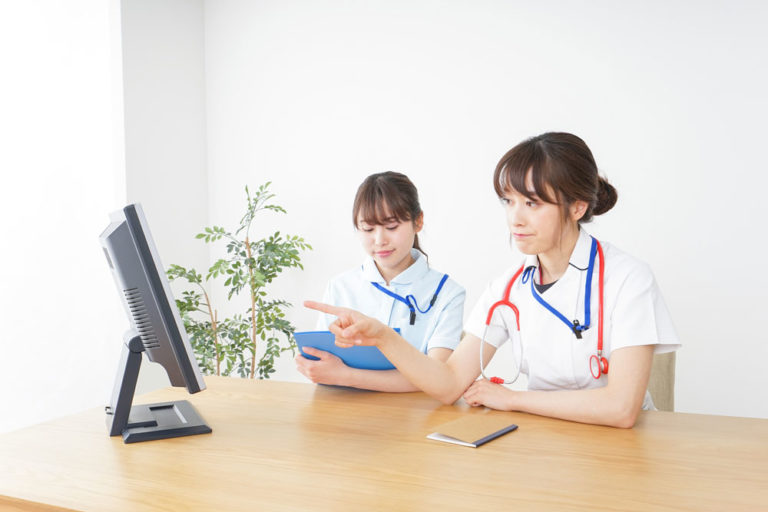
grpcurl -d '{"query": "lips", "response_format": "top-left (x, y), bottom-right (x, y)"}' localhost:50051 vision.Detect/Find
top-left (375, 250), bottom-right (394, 257)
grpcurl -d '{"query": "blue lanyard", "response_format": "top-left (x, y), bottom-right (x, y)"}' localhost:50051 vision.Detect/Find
top-left (522, 237), bottom-right (598, 339)
top-left (371, 274), bottom-right (449, 325)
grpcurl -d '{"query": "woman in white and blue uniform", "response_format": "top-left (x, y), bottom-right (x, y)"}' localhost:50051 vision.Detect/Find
top-left (307, 133), bottom-right (680, 428)
top-left (466, 227), bottom-right (678, 411)
top-left (296, 171), bottom-right (465, 392)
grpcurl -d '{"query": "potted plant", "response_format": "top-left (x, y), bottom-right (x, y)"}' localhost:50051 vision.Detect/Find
top-left (167, 182), bottom-right (311, 379)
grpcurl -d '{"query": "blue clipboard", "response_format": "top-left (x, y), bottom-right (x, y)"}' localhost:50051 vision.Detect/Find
top-left (294, 330), bottom-right (397, 371)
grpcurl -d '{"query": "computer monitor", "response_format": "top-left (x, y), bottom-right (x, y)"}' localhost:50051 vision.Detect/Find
top-left (99, 203), bottom-right (211, 443)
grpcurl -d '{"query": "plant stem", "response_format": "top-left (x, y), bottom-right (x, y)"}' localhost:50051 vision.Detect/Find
top-left (201, 287), bottom-right (222, 376)
top-left (245, 237), bottom-right (258, 379)
top-left (214, 310), bottom-right (221, 376)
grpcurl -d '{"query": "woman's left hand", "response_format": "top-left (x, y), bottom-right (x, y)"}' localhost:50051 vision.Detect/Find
top-left (462, 379), bottom-right (516, 411)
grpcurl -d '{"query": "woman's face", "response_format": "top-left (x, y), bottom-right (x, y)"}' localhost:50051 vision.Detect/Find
top-left (502, 190), bottom-right (563, 256)
top-left (500, 173), bottom-right (580, 256)
top-left (356, 210), bottom-right (423, 279)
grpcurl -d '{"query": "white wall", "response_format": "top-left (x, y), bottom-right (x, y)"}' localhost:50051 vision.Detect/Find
top-left (0, 0), bottom-right (126, 433)
top-left (6, 0), bottom-right (762, 433)
top-left (0, 0), bottom-right (210, 433)
top-left (203, 0), bottom-right (768, 418)
top-left (121, 0), bottom-right (209, 393)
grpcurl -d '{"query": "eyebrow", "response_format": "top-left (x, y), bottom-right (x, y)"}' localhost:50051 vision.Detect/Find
top-left (359, 216), bottom-right (399, 225)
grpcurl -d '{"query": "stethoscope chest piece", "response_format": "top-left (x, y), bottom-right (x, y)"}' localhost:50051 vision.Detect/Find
top-left (590, 354), bottom-right (609, 379)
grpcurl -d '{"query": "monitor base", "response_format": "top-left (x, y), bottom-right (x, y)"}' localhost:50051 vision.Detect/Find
top-left (106, 332), bottom-right (211, 443)
top-left (122, 400), bottom-right (211, 443)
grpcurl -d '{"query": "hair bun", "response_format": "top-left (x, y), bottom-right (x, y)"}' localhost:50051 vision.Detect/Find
top-left (593, 177), bottom-right (618, 216)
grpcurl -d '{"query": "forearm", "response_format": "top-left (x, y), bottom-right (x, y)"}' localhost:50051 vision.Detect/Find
top-left (342, 368), bottom-right (421, 392)
top-left (305, 300), bottom-right (477, 403)
top-left (376, 330), bottom-right (470, 404)
top-left (508, 386), bottom-right (642, 428)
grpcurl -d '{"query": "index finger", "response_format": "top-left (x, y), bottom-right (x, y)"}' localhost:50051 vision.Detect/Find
top-left (304, 300), bottom-right (345, 316)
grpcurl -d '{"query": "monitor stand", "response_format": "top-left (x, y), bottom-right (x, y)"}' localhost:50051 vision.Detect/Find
top-left (106, 331), bottom-right (212, 443)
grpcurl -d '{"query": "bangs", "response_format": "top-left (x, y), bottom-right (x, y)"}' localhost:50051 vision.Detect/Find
top-left (353, 179), bottom-right (414, 226)
top-left (493, 139), bottom-right (559, 204)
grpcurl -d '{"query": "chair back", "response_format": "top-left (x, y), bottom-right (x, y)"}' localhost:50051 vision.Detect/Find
top-left (648, 351), bottom-right (676, 411)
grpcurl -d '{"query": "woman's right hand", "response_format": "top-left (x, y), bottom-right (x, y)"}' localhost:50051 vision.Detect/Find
top-left (304, 300), bottom-right (390, 348)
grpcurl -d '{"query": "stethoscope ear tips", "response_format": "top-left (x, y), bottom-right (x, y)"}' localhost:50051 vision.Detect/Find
top-left (490, 376), bottom-right (505, 384)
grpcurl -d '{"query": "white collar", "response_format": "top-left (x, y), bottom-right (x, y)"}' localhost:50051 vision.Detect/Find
top-left (523, 227), bottom-right (595, 271)
top-left (362, 249), bottom-right (429, 285)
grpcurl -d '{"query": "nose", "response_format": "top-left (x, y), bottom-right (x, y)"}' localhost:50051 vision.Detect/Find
top-left (373, 226), bottom-right (388, 246)
top-left (507, 203), bottom-right (525, 227)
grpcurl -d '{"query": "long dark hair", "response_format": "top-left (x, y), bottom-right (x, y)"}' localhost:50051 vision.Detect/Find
top-left (493, 132), bottom-right (617, 222)
top-left (352, 171), bottom-right (425, 255)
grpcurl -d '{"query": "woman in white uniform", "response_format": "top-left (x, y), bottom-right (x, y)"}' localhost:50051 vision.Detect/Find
top-left (306, 133), bottom-right (680, 428)
top-left (295, 171), bottom-right (465, 392)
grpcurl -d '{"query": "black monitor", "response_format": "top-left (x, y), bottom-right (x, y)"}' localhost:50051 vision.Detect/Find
top-left (99, 203), bottom-right (211, 443)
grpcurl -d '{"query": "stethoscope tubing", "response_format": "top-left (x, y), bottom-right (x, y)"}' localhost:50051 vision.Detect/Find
top-left (479, 265), bottom-right (525, 384)
top-left (480, 238), bottom-right (607, 385)
top-left (589, 240), bottom-right (608, 379)
top-left (479, 323), bottom-right (525, 384)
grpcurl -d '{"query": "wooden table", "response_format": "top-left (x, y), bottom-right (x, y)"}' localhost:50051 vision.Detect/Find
top-left (1, 376), bottom-right (766, 511)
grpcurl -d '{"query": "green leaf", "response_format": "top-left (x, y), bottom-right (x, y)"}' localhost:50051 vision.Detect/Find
top-left (165, 180), bottom-right (313, 380)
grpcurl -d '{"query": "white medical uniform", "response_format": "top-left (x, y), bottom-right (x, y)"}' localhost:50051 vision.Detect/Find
top-left (317, 249), bottom-right (465, 354)
top-left (465, 228), bottom-right (680, 409)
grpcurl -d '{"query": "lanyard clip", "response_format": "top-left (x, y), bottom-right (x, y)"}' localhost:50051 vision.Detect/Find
top-left (409, 309), bottom-right (416, 325)
top-left (572, 320), bottom-right (583, 339)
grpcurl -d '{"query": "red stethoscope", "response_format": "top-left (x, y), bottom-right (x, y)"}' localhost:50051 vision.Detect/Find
top-left (479, 237), bottom-right (607, 384)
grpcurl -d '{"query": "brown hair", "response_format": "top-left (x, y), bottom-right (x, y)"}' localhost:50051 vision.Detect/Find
top-left (352, 171), bottom-right (425, 254)
top-left (493, 132), bottom-right (617, 223)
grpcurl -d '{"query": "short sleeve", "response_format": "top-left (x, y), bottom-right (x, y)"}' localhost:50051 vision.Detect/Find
top-left (425, 288), bottom-right (466, 351)
top-left (465, 282), bottom-right (511, 348)
top-left (609, 262), bottom-right (680, 354)
top-left (315, 281), bottom-right (335, 331)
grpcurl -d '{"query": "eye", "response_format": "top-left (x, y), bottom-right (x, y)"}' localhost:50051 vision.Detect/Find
top-left (526, 200), bottom-right (538, 208)
top-left (499, 197), bottom-right (511, 206)
top-left (385, 223), bottom-right (400, 231)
